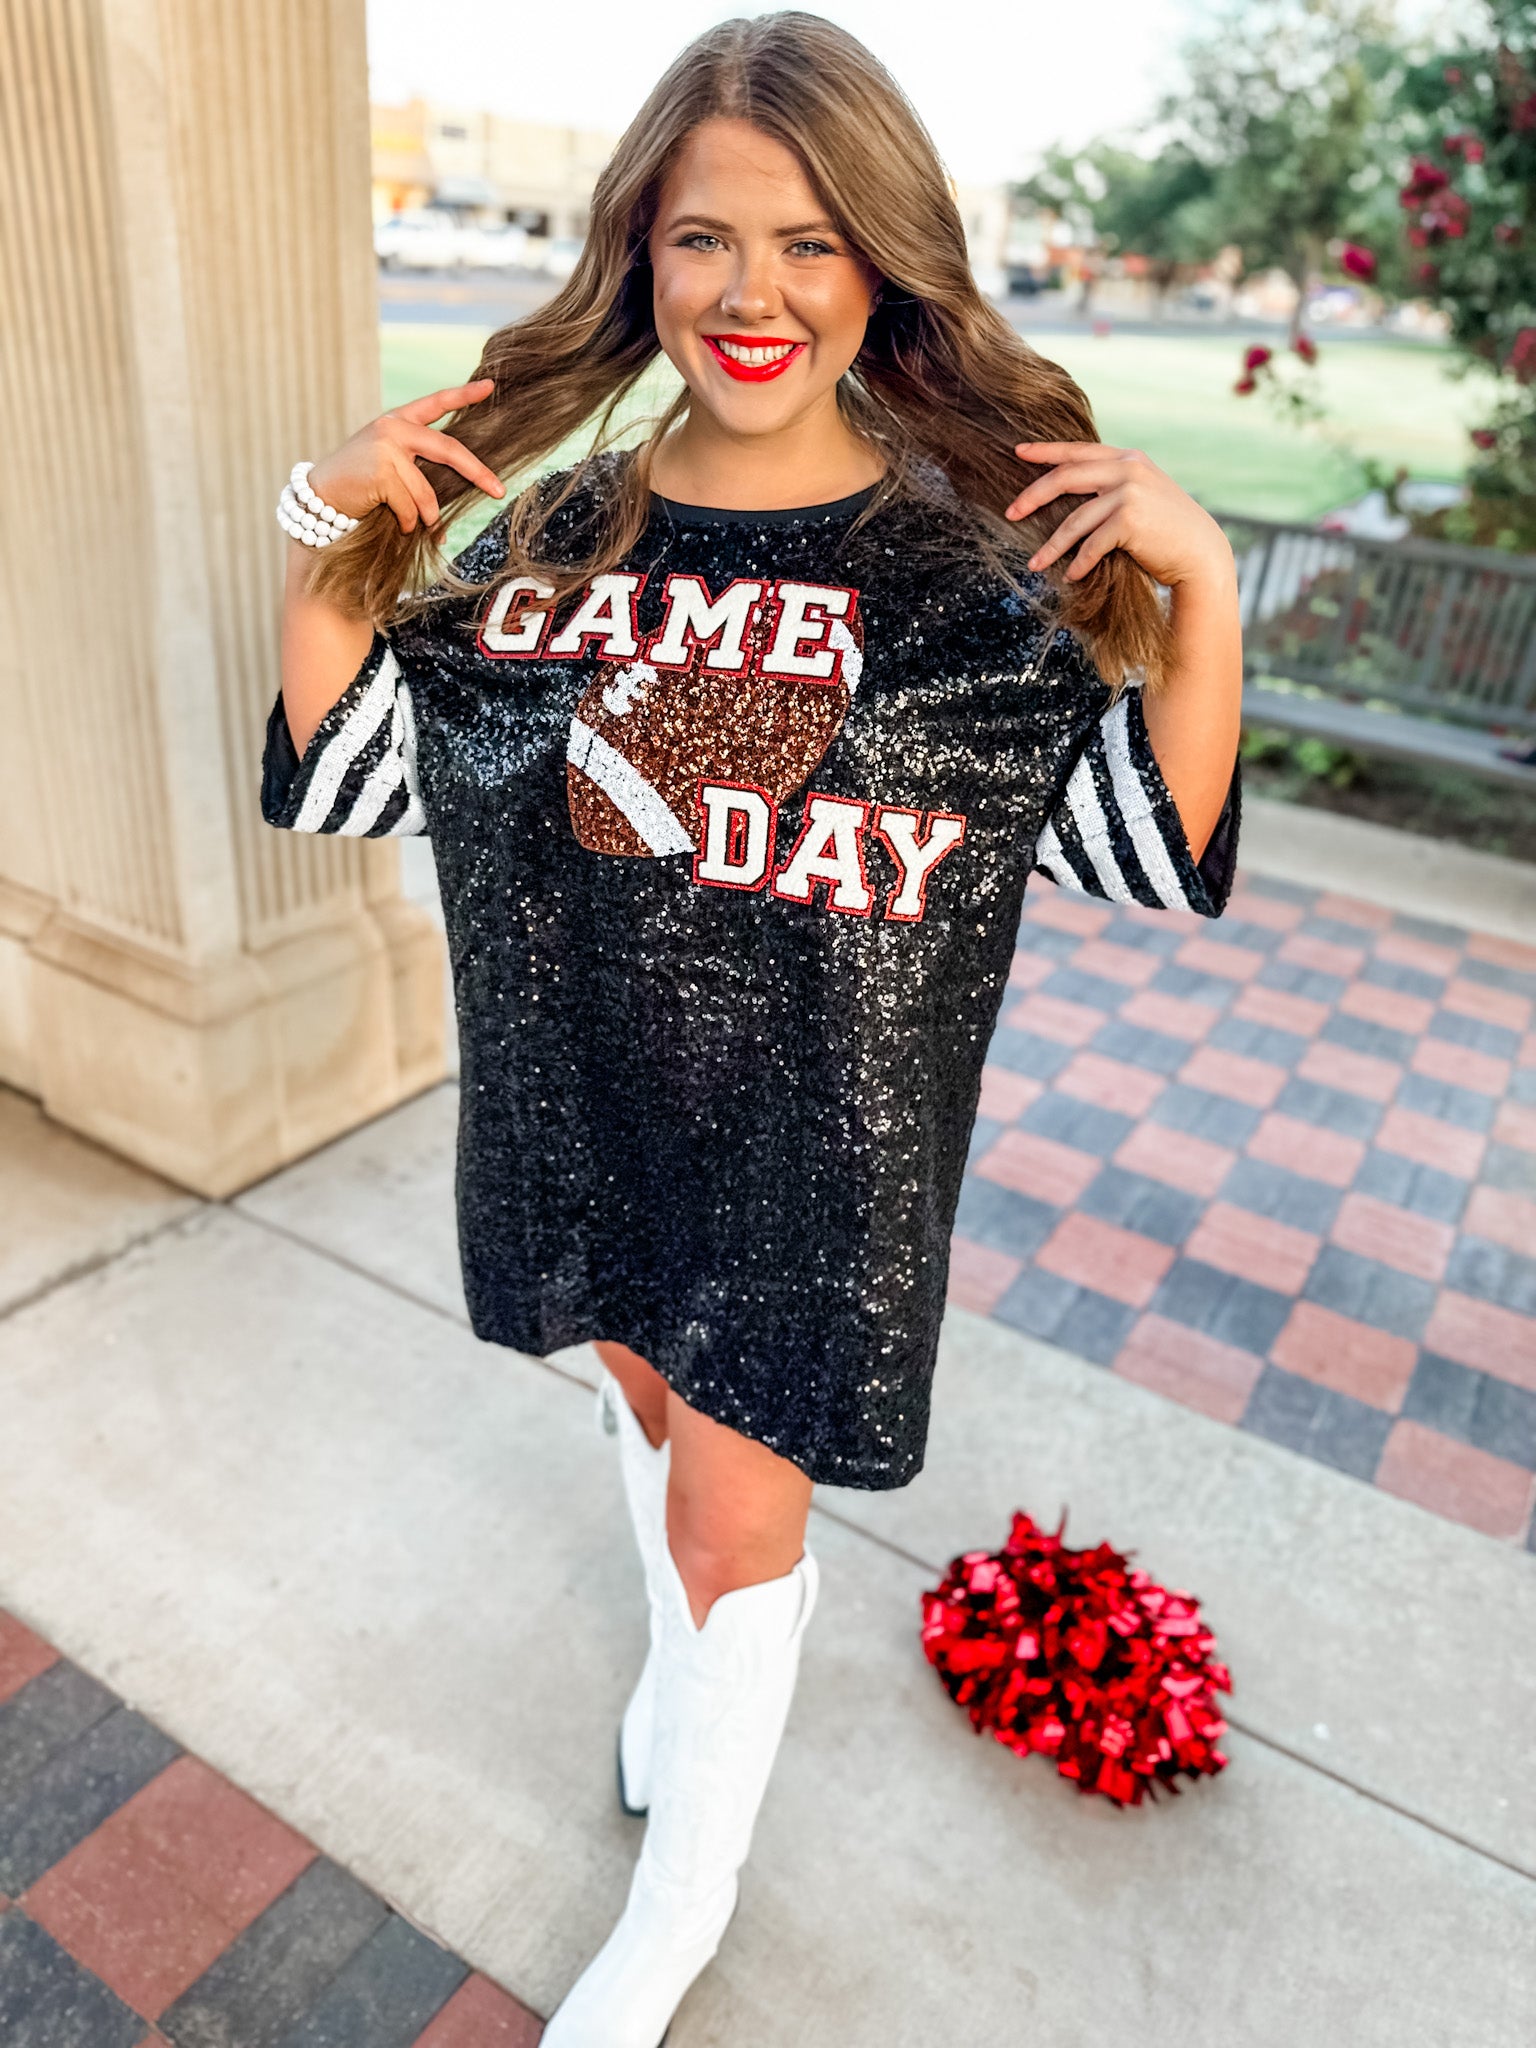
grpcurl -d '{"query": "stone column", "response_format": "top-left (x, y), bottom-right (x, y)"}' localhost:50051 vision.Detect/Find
top-left (0, 0), bottom-right (446, 1196)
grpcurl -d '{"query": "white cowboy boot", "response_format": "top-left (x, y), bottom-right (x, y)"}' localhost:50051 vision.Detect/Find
top-left (596, 1368), bottom-right (671, 1814)
top-left (542, 1537), bottom-right (820, 2048)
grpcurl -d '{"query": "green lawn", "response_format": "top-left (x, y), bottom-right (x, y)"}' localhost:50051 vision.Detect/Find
top-left (381, 320), bottom-right (1478, 526)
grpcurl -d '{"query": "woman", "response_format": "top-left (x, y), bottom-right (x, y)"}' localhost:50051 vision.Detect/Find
top-left (264, 14), bottom-right (1241, 2043)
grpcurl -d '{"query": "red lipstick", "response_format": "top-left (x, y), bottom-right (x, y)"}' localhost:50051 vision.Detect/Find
top-left (703, 334), bottom-right (807, 382)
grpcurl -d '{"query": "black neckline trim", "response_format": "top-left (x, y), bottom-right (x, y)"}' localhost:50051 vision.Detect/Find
top-left (650, 481), bottom-right (881, 526)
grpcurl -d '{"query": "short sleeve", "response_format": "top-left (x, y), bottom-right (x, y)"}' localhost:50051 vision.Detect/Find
top-left (260, 633), bottom-right (426, 838)
top-left (1033, 684), bottom-right (1239, 918)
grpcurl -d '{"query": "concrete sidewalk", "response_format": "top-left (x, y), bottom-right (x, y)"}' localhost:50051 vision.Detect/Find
top-left (1, 1083), bottom-right (1532, 2045)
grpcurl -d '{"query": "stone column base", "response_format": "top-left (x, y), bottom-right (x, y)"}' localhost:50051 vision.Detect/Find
top-left (25, 901), bottom-right (447, 1198)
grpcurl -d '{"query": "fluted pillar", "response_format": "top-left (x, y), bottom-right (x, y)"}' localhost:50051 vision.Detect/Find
top-left (0, 0), bottom-right (446, 1195)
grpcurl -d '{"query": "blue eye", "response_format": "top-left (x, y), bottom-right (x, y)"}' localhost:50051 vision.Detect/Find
top-left (680, 233), bottom-right (722, 252)
top-left (790, 240), bottom-right (833, 257)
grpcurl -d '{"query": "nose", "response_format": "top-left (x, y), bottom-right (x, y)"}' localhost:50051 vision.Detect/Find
top-left (718, 241), bottom-right (782, 325)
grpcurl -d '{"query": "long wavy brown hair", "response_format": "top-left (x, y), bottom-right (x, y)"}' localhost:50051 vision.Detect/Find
top-left (312, 12), bottom-right (1174, 690)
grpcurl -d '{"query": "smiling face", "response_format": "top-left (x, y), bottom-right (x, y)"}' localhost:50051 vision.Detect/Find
top-left (647, 117), bottom-right (881, 441)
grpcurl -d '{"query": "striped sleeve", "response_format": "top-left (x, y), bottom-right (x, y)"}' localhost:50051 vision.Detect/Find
top-left (1033, 685), bottom-right (1239, 917)
top-left (260, 634), bottom-right (426, 838)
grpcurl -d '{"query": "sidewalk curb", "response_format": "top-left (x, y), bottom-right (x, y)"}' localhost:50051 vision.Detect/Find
top-left (1240, 795), bottom-right (1536, 943)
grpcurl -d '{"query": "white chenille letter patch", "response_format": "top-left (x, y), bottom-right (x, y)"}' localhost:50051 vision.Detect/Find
top-left (873, 807), bottom-right (968, 921)
top-left (694, 780), bottom-right (778, 891)
top-left (771, 793), bottom-right (873, 914)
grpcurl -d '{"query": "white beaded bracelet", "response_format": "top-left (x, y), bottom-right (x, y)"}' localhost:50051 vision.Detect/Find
top-left (275, 461), bottom-right (359, 549)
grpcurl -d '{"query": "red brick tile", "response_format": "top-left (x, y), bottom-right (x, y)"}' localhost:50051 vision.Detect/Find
top-left (974, 1128), bottom-right (1100, 1206)
top-left (1279, 932), bottom-right (1366, 978)
top-left (1035, 1213), bottom-right (1175, 1308)
top-left (1175, 934), bottom-right (1265, 981)
top-left (976, 1064), bottom-right (1041, 1123)
top-left (1313, 892), bottom-right (1394, 931)
top-left (1185, 1202), bottom-right (1319, 1294)
top-left (414, 1972), bottom-right (545, 2047)
top-left (1002, 992), bottom-right (1104, 1047)
top-left (1463, 1185), bottom-right (1536, 1259)
top-left (1270, 1303), bottom-right (1417, 1410)
top-left (1122, 899), bottom-right (1203, 934)
top-left (0, 1613), bottom-right (58, 1706)
top-left (1423, 1291), bottom-right (1536, 1391)
top-left (1330, 1192), bottom-right (1455, 1283)
top-left (1115, 1314), bottom-right (1264, 1423)
top-left (1179, 1043), bottom-right (1287, 1108)
top-left (1226, 888), bottom-right (1305, 931)
top-left (1022, 890), bottom-right (1114, 937)
top-left (23, 1756), bottom-right (315, 2017)
top-left (1376, 1420), bottom-right (1536, 1540)
top-left (1338, 980), bottom-right (1435, 1036)
top-left (1296, 1039), bottom-right (1400, 1104)
top-left (1072, 938), bottom-right (1160, 987)
top-left (1246, 1111), bottom-right (1365, 1188)
top-left (1231, 984), bottom-right (1329, 1038)
top-left (1375, 1106), bottom-right (1486, 1179)
top-left (1118, 989), bottom-right (1220, 1042)
top-left (1055, 1050), bottom-right (1166, 1118)
top-left (1006, 949), bottom-right (1054, 991)
top-left (947, 1236), bottom-right (1023, 1315)
top-left (1440, 976), bottom-right (1532, 1034)
top-left (1375, 930), bottom-right (1459, 978)
top-left (1493, 1100), bottom-right (1536, 1154)
top-left (1114, 1121), bottom-right (1236, 1198)
top-left (1410, 1035), bottom-right (1511, 1097)
top-left (1466, 932), bottom-right (1536, 975)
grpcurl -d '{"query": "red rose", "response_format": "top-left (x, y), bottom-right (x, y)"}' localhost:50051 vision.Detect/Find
top-left (1470, 429), bottom-right (1497, 450)
top-left (1233, 376), bottom-right (1256, 395)
top-left (1509, 329), bottom-right (1536, 384)
top-left (1495, 221), bottom-right (1522, 246)
top-left (1293, 334), bottom-right (1317, 363)
top-left (1462, 139), bottom-right (1485, 164)
top-left (1415, 261), bottom-right (1440, 287)
top-left (1443, 66), bottom-right (1462, 84)
top-left (1339, 242), bottom-right (1376, 281)
top-left (1243, 344), bottom-right (1272, 371)
top-left (1407, 225), bottom-right (1429, 248)
top-left (1400, 158), bottom-right (1449, 205)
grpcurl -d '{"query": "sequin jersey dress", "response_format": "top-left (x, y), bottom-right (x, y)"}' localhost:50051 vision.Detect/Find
top-left (262, 465), bottom-right (1239, 1487)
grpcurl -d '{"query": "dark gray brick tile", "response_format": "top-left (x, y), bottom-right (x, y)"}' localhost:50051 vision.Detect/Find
top-left (1453, 957), bottom-right (1536, 1000)
top-left (1079, 1166), bottom-right (1203, 1247)
top-left (1240, 1366), bottom-right (1392, 1481)
top-left (1353, 1149), bottom-right (1469, 1224)
top-left (1511, 1070), bottom-right (1536, 1106)
top-left (0, 1662), bottom-right (118, 1806)
top-left (965, 1114), bottom-right (1003, 1167)
top-left (1273, 1077), bottom-right (1383, 1142)
top-left (1300, 915), bottom-right (1377, 951)
top-left (1150, 962), bottom-right (1239, 1009)
top-left (1150, 1084), bottom-right (1261, 1148)
top-left (1482, 1142), bottom-right (1536, 1195)
top-left (1255, 958), bottom-right (1347, 1005)
top-left (1100, 916), bottom-right (1184, 956)
top-left (1042, 966), bottom-right (1134, 1012)
top-left (1359, 958), bottom-right (1445, 1002)
top-left (1151, 1260), bottom-right (1293, 1353)
top-left (1013, 923), bottom-right (1084, 964)
top-left (1445, 1236), bottom-right (1536, 1316)
top-left (1429, 1010), bottom-right (1521, 1060)
top-left (1320, 1012), bottom-right (1416, 1065)
top-left (1303, 1246), bottom-right (1434, 1342)
top-left (953, 1176), bottom-right (1058, 1260)
top-left (992, 1266), bottom-right (1081, 1343)
top-left (1242, 874), bottom-right (1313, 905)
top-left (1220, 1157), bottom-right (1342, 1234)
top-left (1208, 1017), bottom-right (1308, 1067)
top-left (1090, 1017), bottom-right (1191, 1077)
top-left (1390, 913), bottom-right (1467, 949)
top-left (159, 1858), bottom-right (388, 2048)
top-left (1053, 1288), bottom-right (1138, 1366)
top-left (0, 1705), bottom-right (179, 1894)
top-left (1204, 916), bottom-right (1286, 952)
top-left (1020, 1091), bottom-right (1134, 1158)
top-left (1404, 1355), bottom-right (1536, 1471)
top-left (986, 1025), bottom-right (1072, 1084)
top-left (1394, 1072), bottom-right (1498, 1133)
top-left (272, 1914), bottom-right (467, 2048)
top-left (0, 1912), bottom-right (145, 2048)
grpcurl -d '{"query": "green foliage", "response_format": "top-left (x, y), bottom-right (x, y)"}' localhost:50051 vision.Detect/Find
top-left (1239, 725), bottom-right (1364, 786)
top-left (1014, 142), bottom-right (1220, 295)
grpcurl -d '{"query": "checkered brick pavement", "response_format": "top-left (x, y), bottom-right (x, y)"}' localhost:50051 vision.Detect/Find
top-left (0, 1614), bottom-right (543, 2047)
top-left (951, 872), bottom-right (1536, 1548)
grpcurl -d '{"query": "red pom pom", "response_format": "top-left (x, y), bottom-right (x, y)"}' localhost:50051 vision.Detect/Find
top-left (919, 1511), bottom-right (1231, 1808)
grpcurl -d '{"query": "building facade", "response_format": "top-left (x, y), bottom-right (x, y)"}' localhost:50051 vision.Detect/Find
top-left (371, 99), bottom-right (619, 241)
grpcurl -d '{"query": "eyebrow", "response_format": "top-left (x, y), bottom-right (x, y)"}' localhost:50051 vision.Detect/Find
top-left (661, 213), bottom-right (842, 238)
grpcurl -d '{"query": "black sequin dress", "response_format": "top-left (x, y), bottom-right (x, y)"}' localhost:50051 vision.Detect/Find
top-left (262, 464), bottom-right (1238, 1487)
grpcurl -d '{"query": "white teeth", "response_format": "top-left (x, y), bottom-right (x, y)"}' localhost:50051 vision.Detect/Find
top-left (713, 339), bottom-right (797, 365)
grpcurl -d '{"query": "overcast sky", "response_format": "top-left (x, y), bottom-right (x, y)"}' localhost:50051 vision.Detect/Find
top-left (366, 0), bottom-right (1202, 185)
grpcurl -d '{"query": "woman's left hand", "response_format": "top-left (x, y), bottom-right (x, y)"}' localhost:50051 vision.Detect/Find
top-left (1006, 441), bottom-right (1232, 590)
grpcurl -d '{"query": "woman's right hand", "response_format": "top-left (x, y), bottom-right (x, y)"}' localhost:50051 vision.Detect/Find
top-left (306, 378), bottom-right (506, 534)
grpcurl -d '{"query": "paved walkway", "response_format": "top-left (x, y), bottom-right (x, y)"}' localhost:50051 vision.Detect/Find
top-left (953, 871), bottom-right (1536, 1545)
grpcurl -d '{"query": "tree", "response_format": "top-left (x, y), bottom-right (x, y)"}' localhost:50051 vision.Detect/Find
top-left (1014, 142), bottom-right (1221, 313)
